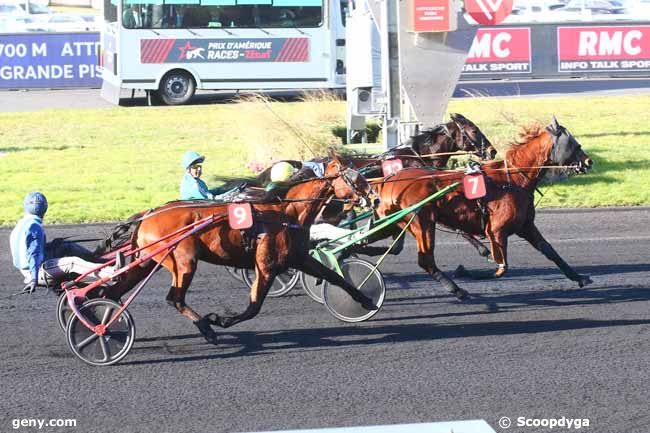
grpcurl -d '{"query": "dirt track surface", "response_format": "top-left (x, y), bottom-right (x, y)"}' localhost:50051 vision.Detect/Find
top-left (1, 208), bottom-right (649, 433)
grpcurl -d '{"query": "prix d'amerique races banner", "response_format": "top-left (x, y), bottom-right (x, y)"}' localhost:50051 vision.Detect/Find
top-left (140, 38), bottom-right (309, 63)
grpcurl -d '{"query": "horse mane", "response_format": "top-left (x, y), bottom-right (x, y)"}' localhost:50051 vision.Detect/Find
top-left (408, 123), bottom-right (450, 148)
top-left (508, 123), bottom-right (545, 146)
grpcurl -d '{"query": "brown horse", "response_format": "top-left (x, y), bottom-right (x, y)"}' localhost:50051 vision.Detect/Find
top-left (105, 152), bottom-right (377, 343)
top-left (374, 117), bottom-right (594, 297)
top-left (217, 113), bottom-right (497, 190)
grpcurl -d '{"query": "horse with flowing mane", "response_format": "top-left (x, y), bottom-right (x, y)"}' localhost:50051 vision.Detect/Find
top-left (100, 150), bottom-right (378, 343)
top-left (215, 113), bottom-right (496, 192)
top-left (374, 116), bottom-right (594, 297)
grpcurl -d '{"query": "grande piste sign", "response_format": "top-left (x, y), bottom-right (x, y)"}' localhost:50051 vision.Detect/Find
top-left (465, 0), bottom-right (513, 26)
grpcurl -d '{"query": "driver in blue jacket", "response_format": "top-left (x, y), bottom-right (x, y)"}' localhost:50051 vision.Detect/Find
top-left (10, 192), bottom-right (114, 294)
top-left (180, 150), bottom-right (237, 200)
top-left (180, 151), bottom-right (214, 200)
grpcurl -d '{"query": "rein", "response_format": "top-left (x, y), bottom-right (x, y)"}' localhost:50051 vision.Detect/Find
top-left (366, 163), bottom-right (581, 185)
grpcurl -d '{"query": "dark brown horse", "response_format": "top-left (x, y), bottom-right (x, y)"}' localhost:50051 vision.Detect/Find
top-left (217, 113), bottom-right (497, 191)
top-left (374, 117), bottom-right (593, 297)
top-left (105, 152), bottom-right (377, 343)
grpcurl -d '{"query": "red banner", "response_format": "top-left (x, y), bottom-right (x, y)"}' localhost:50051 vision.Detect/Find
top-left (412, 0), bottom-right (451, 32)
top-left (558, 25), bottom-right (650, 72)
top-left (464, 27), bottom-right (531, 74)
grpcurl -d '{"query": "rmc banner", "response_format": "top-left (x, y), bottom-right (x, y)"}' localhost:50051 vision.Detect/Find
top-left (0, 32), bottom-right (101, 89)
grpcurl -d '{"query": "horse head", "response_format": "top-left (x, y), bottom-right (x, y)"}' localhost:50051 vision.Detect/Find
top-left (450, 113), bottom-right (498, 160)
top-left (326, 148), bottom-right (380, 210)
top-left (545, 115), bottom-right (593, 174)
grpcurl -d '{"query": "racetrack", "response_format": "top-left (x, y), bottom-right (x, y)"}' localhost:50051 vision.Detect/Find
top-left (1, 208), bottom-right (649, 433)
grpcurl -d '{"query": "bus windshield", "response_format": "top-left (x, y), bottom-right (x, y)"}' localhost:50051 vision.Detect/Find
top-left (121, 0), bottom-right (323, 29)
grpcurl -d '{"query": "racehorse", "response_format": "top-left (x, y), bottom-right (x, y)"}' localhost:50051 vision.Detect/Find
top-left (385, 112), bottom-right (498, 169)
top-left (374, 116), bottom-right (594, 298)
top-left (102, 151), bottom-right (377, 343)
top-left (218, 113), bottom-right (497, 189)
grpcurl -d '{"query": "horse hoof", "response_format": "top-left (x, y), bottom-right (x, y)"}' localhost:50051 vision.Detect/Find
top-left (453, 288), bottom-right (469, 301)
top-left (354, 294), bottom-right (378, 310)
top-left (477, 246), bottom-right (491, 257)
top-left (578, 275), bottom-right (593, 288)
top-left (363, 300), bottom-right (379, 311)
top-left (194, 318), bottom-right (218, 345)
top-left (454, 265), bottom-right (468, 278)
top-left (494, 268), bottom-right (507, 278)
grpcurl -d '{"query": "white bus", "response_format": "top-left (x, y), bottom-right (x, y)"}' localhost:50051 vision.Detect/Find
top-left (100, 0), bottom-right (347, 104)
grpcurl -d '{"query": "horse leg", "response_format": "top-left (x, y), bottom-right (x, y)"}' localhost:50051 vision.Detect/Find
top-left (205, 235), bottom-right (286, 328)
top-left (164, 257), bottom-right (219, 343)
top-left (456, 227), bottom-right (509, 280)
top-left (205, 262), bottom-right (276, 329)
top-left (408, 211), bottom-right (468, 300)
top-left (296, 254), bottom-right (378, 309)
top-left (518, 223), bottom-right (592, 288)
top-left (486, 229), bottom-right (509, 278)
top-left (460, 232), bottom-right (491, 258)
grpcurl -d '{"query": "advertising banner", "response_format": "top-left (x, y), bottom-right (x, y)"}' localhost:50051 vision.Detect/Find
top-left (557, 25), bottom-right (650, 73)
top-left (410, 0), bottom-right (453, 33)
top-left (463, 27), bottom-right (531, 74)
top-left (0, 33), bottom-right (101, 89)
top-left (140, 37), bottom-right (309, 64)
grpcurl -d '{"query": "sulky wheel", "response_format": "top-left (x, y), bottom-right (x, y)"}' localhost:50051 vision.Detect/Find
top-left (66, 299), bottom-right (135, 367)
top-left (225, 267), bottom-right (244, 282)
top-left (56, 292), bottom-right (74, 331)
top-left (242, 268), bottom-right (299, 298)
top-left (323, 258), bottom-right (385, 323)
top-left (300, 249), bottom-right (338, 304)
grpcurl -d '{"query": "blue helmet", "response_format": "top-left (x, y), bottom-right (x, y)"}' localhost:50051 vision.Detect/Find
top-left (182, 151), bottom-right (205, 170)
top-left (24, 192), bottom-right (48, 217)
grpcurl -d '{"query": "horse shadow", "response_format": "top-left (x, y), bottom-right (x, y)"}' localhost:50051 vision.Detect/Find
top-left (123, 281), bottom-right (650, 366)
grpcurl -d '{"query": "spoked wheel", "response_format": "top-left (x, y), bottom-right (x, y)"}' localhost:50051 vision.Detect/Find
top-left (323, 258), bottom-right (385, 323)
top-left (66, 299), bottom-right (135, 366)
top-left (225, 267), bottom-right (244, 282)
top-left (300, 250), bottom-right (338, 304)
top-left (56, 292), bottom-right (73, 331)
top-left (242, 268), bottom-right (299, 298)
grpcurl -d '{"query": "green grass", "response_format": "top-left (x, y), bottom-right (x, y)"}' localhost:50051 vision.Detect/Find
top-left (1, 95), bottom-right (649, 225)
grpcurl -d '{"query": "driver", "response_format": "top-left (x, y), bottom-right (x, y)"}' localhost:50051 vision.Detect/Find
top-left (180, 150), bottom-right (234, 200)
top-left (10, 192), bottom-right (115, 294)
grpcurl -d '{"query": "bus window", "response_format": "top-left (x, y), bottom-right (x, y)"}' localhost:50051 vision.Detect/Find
top-left (121, 0), bottom-right (323, 29)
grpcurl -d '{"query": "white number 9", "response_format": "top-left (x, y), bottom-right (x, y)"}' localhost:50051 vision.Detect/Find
top-left (233, 206), bottom-right (247, 224)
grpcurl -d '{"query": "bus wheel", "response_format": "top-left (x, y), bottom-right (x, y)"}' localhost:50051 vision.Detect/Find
top-left (158, 71), bottom-right (195, 105)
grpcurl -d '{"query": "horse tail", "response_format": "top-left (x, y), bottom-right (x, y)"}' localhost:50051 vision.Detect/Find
top-left (94, 210), bottom-right (149, 256)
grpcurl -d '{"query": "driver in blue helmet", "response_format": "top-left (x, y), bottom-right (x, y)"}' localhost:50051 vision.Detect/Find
top-left (10, 192), bottom-right (115, 294)
top-left (180, 151), bottom-right (214, 200)
top-left (180, 150), bottom-right (235, 200)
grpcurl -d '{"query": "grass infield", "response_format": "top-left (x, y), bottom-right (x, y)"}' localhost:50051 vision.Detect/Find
top-left (1, 95), bottom-right (648, 225)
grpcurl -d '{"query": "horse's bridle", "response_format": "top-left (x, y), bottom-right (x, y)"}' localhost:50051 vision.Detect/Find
top-left (453, 120), bottom-right (491, 160)
top-left (338, 166), bottom-right (377, 209)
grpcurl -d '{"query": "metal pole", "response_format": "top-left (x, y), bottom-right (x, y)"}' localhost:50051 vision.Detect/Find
top-left (381, 0), bottom-right (401, 150)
